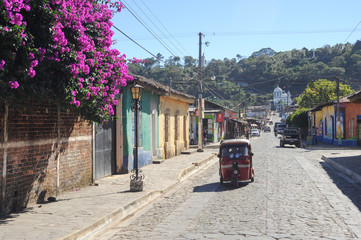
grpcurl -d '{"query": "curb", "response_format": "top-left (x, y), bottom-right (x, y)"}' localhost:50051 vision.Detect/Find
top-left (193, 153), bottom-right (217, 166)
top-left (63, 153), bottom-right (218, 240)
top-left (181, 149), bottom-right (197, 155)
top-left (322, 155), bottom-right (361, 184)
top-left (178, 154), bottom-right (217, 181)
top-left (62, 190), bottom-right (162, 240)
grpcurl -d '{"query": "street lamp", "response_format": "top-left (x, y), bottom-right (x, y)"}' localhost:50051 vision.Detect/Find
top-left (130, 83), bottom-right (144, 192)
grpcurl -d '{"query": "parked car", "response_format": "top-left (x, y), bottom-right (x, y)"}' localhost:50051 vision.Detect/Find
top-left (276, 124), bottom-right (286, 135)
top-left (274, 122), bottom-right (281, 133)
top-left (280, 127), bottom-right (301, 148)
top-left (251, 129), bottom-right (260, 137)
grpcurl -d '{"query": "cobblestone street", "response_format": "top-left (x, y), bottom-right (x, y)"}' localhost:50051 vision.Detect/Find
top-left (96, 130), bottom-right (361, 240)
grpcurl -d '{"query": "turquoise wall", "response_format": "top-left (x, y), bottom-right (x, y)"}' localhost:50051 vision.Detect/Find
top-left (122, 86), bottom-right (159, 172)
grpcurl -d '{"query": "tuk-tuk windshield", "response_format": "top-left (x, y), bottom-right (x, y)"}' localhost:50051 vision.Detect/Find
top-left (220, 144), bottom-right (249, 158)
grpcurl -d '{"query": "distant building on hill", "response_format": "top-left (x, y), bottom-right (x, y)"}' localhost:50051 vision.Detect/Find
top-left (273, 86), bottom-right (292, 111)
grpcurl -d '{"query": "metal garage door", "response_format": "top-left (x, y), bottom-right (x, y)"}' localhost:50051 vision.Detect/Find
top-left (94, 120), bottom-right (115, 179)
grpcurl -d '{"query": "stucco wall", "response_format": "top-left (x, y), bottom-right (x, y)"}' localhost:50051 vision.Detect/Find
top-left (122, 88), bottom-right (159, 172)
top-left (345, 102), bottom-right (360, 139)
top-left (159, 96), bottom-right (190, 159)
top-left (321, 105), bottom-right (335, 139)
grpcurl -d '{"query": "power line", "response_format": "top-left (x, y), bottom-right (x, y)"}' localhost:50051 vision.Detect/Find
top-left (140, 0), bottom-right (190, 56)
top-left (243, 85), bottom-right (270, 94)
top-left (134, 0), bottom-right (189, 57)
top-left (202, 80), bottom-right (239, 100)
top-left (343, 20), bottom-right (361, 44)
top-left (122, 0), bottom-right (180, 60)
top-left (112, 25), bottom-right (161, 60)
top-left (117, 29), bottom-right (361, 42)
top-left (245, 78), bottom-right (280, 86)
top-left (205, 29), bottom-right (361, 37)
top-left (203, 83), bottom-right (225, 101)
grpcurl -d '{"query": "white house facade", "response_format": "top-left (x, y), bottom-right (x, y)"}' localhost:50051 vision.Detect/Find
top-left (273, 86), bottom-right (292, 111)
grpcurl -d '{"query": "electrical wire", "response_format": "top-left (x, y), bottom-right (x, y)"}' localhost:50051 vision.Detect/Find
top-left (117, 29), bottom-right (361, 41)
top-left (243, 78), bottom-right (280, 87)
top-left (203, 82), bottom-right (228, 99)
top-left (137, 0), bottom-right (189, 57)
top-left (203, 83), bottom-right (225, 101)
top-left (243, 85), bottom-right (270, 94)
top-left (122, 1), bottom-right (180, 60)
top-left (112, 25), bottom-right (161, 60)
top-left (343, 20), bottom-right (361, 44)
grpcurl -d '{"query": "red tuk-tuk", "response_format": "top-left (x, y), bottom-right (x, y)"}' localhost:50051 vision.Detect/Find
top-left (218, 139), bottom-right (254, 186)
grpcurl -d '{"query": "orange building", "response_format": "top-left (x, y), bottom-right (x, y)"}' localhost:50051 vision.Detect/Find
top-left (309, 93), bottom-right (361, 147)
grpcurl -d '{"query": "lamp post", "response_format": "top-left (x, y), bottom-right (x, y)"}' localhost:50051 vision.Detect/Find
top-left (130, 84), bottom-right (144, 192)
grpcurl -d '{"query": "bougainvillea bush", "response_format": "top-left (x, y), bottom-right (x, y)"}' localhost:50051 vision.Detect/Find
top-left (0, 0), bottom-right (137, 122)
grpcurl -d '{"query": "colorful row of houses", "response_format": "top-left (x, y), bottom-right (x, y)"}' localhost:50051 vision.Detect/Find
top-left (308, 90), bottom-right (361, 147)
top-left (94, 75), bottom-right (196, 179)
top-left (0, 74), bottom-right (248, 213)
top-left (189, 100), bottom-right (248, 144)
top-left (113, 75), bottom-right (248, 176)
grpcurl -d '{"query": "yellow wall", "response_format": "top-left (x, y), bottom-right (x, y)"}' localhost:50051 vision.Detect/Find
top-left (159, 95), bottom-right (191, 159)
top-left (316, 110), bottom-right (323, 127)
top-left (322, 105), bottom-right (335, 138)
top-left (312, 105), bottom-right (335, 138)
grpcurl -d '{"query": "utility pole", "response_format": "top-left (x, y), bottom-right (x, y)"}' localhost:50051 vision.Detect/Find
top-left (197, 32), bottom-right (204, 152)
top-left (169, 77), bottom-right (171, 96)
top-left (286, 91), bottom-right (289, 118)
top-left (336, 76), bottom-right (341, 145)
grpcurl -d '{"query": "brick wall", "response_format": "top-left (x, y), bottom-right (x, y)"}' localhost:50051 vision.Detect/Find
top-left (0, 101), bottom-right (92, 214)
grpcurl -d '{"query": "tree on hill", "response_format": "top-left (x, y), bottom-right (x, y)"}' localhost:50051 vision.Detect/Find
top-left (127, 41), bottom-right (361, 110)
top-left (296, 79), bottom-right (354, 108)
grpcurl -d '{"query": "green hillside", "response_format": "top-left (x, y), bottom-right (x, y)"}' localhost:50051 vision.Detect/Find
top-left (128, 41), bottom-right (361, 110)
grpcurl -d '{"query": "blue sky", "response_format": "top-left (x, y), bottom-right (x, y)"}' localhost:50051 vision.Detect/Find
top-left (111, 0), bottom-right (361, 61)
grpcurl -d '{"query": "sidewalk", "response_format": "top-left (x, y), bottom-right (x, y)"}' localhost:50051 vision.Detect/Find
top-left (303, 140), bottom-right (361, 185)
top-left (0, 145), bottom-right (219, 240)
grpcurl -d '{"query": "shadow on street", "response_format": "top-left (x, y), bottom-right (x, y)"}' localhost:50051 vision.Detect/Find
top-left (193, 181), bottom-right (250, 193)
top-left (320, 160), bottom-right (361, 212)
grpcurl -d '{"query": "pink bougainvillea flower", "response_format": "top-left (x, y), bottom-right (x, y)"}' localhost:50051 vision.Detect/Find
top-left (3, 0), bottom-right (138, 121)
top-left (30, 60), bottom-right (38, 67)
top-left (9, 81), bottom-right (19, 89)
top-left (0, 60), bottom-right (5, 70)
top-left (28, 67), bottom-right (36, 78)
top-left (28, 53), bottom-right (35, 60)
top-left (12, 13), bottom-right (23, 26)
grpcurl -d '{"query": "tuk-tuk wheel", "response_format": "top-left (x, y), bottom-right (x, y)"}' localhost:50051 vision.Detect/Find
top-left (251, 177), bottom-right (254, 182)
top-left (220, 176), bottom-right (224, 184)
